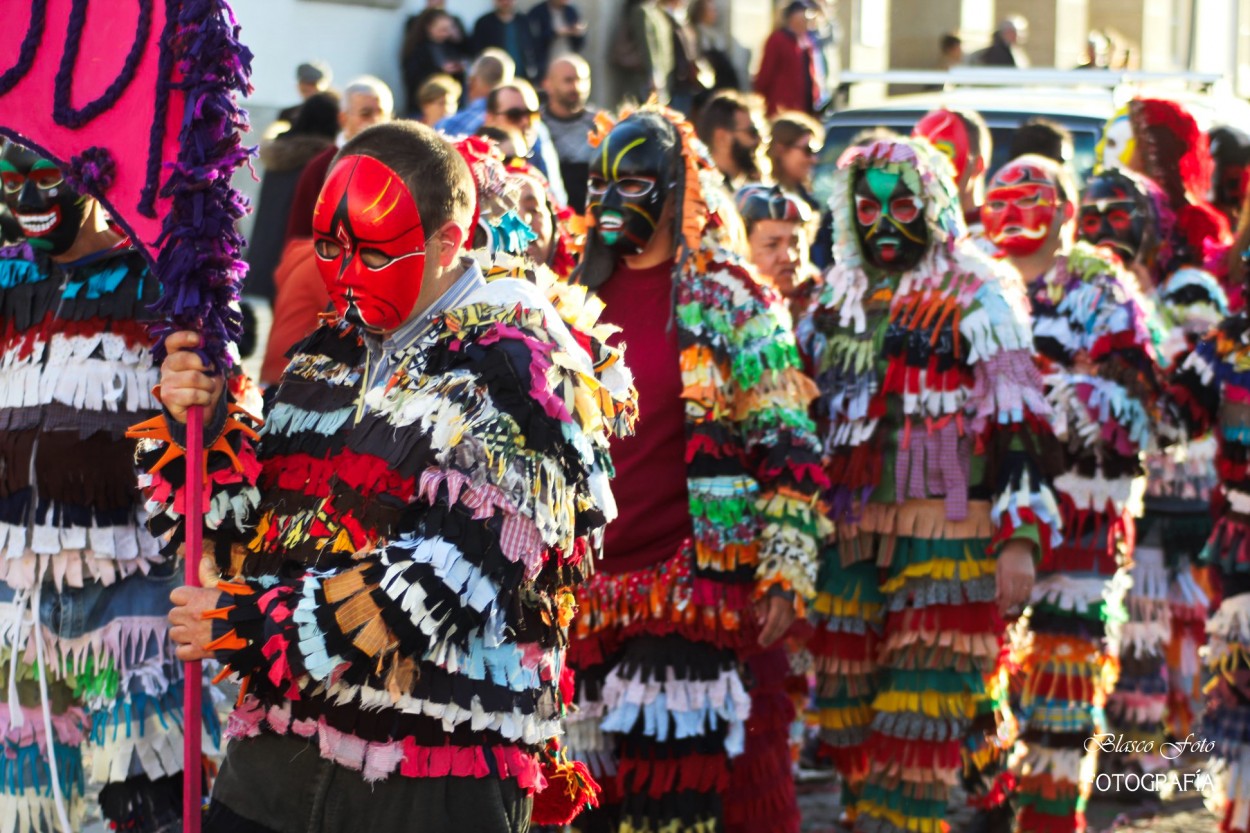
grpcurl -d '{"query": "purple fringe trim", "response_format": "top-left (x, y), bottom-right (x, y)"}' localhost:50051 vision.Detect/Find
top-left (64, 146), bottom-right (117, 195)
top-left (147, 0), bottom-right (254, 371)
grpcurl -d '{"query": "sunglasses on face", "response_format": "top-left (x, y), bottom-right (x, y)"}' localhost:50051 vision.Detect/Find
top-left (791, 143), bottom-right (820, 156)
top-left (501, 107), bottom-right (538, 123)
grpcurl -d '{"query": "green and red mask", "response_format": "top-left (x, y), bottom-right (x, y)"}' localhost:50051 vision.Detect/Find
top-left (852, 166), bottom-right (929, 272)
top-left (0, 144), bottom-right (88, 255)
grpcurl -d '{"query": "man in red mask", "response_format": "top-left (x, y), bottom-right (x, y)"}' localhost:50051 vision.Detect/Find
top-left (140, 121), bottom-right (636, 832)
top-left (984, 155), bottom-right (1160, 833)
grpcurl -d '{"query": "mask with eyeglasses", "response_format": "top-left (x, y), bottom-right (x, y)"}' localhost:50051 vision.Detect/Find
top-left (586, 114), bottom-right (675, 255)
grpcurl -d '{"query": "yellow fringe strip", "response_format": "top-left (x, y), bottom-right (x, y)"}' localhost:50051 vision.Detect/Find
top-left (872, 690), bottom-right (977, 720)
top-left (879, 556), bottom-right (995, 595)
top-left (857, 800), bottom-right (949, 833)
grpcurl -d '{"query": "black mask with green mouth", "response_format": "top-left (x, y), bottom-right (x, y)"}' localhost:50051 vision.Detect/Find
top-left (852, 166), bottom-right (930, 273)
top-left (0, 143), bottom-right (88, 256)
top-left (576, 112), bottom-right (679, 289)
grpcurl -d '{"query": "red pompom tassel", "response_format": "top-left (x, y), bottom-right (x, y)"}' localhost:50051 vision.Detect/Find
top-left (530, 743), bottom-right (602, 826)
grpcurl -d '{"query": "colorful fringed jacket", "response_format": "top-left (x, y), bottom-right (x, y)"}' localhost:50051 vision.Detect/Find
top-left (1026, 242), bottom-right (1160, 575)
top-left (1143, 268), bottom-right (1228, 553)
top-left (572, 243), bottom-right (832, 658)
top-left (0, 241), bottom-right (162, 587)
top-left (133, 261), bottom-right (637, 790)
top-left (797, 140), bottom-right (1061, 559)
top-left (1170, 303), bottom-right (1250, 577)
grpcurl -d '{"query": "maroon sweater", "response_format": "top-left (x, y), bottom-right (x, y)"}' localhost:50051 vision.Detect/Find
top-left (597, 258), bottom-right (693, 574)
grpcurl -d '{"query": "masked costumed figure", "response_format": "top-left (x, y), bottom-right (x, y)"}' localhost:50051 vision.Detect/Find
top-left (133, 121), bottom-right (635, 833)
top-left (984, 155), bottom-right (1161, 833)
top-left (1209, 126), bottom-right (1250, 230)
top-left (797, 137), bottom-right (1059, 833)
top-left (0, 143), bottom-right (210, 832)
top-left (564, 105), bottom-right (828, 833)
top-left (1079, 168), bottom-right (1229, 755)
top-left (1126, 98), bottom-right (1232, 296)
top-left (1167, 264), bottom-right (1250, 833)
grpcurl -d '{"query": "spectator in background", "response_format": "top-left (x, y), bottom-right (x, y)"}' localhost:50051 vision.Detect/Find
top-left (1209, 125), bottom-right (1250, 228)
top-left (245, 91), bottom-right (339, 304)
top-left (400, 9), bottom-right (467, 116)
top-left (473, 0), bottom-right (538, 81)
top-left (276, 60), bottom-right (332, 127)
top-left (1077, 30), bottom-right (1112, 70)
top-left (979, 15), bottom-right (1030, 67)
top-left (939, 32), bottom-right (963, 69)
top-left (259, 77), bottom-right (394, 385)
top-left (766, 111), bottom-right (824, 210)
top-left (416, 74), bottom-right (461, 127)
top-left (754, 1), bottom-right (819, 116)
top-left (541, 54), bottom-right (598, 212)
top-left (437, 48), bottom-right (515, 135)
top-left (1009, 116), bottom-right (1073, 166)
top-left (807, 0), bottom-right (839, 112)
top-left (477, 124), bottom-right (528, 159)
top-left (689, 0), bottom-right (740, 92)
top-left (735, 183), bottom-right (817, 309)
top-left (660, 0), bottom-right (706, 115)
top-left (611, 0), bottom-right (674, 104)
top-left (483, 79), bottom-right (568, 205)
top-left (529, 0), bottom-right (587, 78)
top-left (696, 90), bottom-right (766, 188)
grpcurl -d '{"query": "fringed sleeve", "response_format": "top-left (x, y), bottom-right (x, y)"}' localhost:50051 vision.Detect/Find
top-left (722, 265), bottom-right (831, 608)
top-left (127, 369), bottom-right (263, 566)
top-left (962, 266), bottom-right (1063, 560)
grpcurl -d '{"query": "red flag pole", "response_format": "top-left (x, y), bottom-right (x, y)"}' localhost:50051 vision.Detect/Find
top-left (183, 402), bottom-right (204, 833)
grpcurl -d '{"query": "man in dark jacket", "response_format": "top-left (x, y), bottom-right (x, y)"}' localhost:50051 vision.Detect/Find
top-left (978, 16), bottom-right (1030, 67)
top-left (473, 0), bottom-right (538, 81)
top-left (528, 0), bottom-right (586, 79)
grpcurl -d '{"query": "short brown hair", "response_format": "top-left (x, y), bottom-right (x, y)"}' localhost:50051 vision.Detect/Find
top-left (418, 74), bottom-right (462, 107)
top-left (767, 111), bottom-right (824, 170)
top-left (336, 121), bottom-right (475, 233)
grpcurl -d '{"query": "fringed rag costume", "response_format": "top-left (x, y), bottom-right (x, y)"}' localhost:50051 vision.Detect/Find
top-left (1078, 168), bottom-right (1229, 752)
top-left (564, 106), bottom-right (828, 833)
top-left (796, 138), bottom-right (1060, 833)
top-left (0, 145), bottom-right (221, 832)
top-left (132, 141), bottom-right (636, 828)
top-left (988, 153), bottom-right (1161, 832)
top-left (1167, 300), bottom-right (1250, 833)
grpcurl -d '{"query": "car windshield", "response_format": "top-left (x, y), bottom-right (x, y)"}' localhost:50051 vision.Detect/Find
top-left (812, 113), bottom-right (1102, 207)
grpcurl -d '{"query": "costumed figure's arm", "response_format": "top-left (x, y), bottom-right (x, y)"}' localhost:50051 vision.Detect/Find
top-left (128, 352), bottom-right (263, 566)
top-left (1036, 248), bottom-right (1161, 519)
top-left (724, 272), bottom-right (832, 613)
top-left (962, 265), bottom-right (1062, 561)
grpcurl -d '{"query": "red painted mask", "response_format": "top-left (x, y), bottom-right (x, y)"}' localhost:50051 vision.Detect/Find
top-left (913, 109), bottom-right (970, 181)
top-left (313, 155), bottom-right (427, 333)
top-left (982, 161), bottom-right (1060, 256)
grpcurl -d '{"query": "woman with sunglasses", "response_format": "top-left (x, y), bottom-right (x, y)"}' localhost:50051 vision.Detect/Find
top-left (766, 111), bottom-right (824, 211)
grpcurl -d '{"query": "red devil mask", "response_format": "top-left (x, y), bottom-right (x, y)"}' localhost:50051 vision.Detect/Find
top-left (982, 160), bottom-right (1061, 257)
top-left (313, 155), bottom-right (427, 333)
top-left (913, 109), bottom-right (970, 181)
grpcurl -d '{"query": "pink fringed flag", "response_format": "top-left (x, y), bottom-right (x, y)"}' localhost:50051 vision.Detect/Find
top-left (0, 1), bottom-right (254, 830)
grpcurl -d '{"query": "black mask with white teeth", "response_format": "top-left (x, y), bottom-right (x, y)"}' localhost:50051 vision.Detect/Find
top-left (0, 143), bottom-right (88, 256)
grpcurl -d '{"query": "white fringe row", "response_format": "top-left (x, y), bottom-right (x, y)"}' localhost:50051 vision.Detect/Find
top-left (90, 709), bottom-right (184, 785)
top-left (1127, 546), bottom-right (1169, 603)
top-left (1008, 739), bottom-right (1096, 789)
top-left (0, 791), bottom-right (84, 833)
top-left (1207, 593), bottom-right (1250, 643)
top-left (599, 666), bottom-right (751, 756)
top-left (1119, 620), bottom-right (1173, 657)
top-left (1031, 570), bottom-right (1131, 615)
